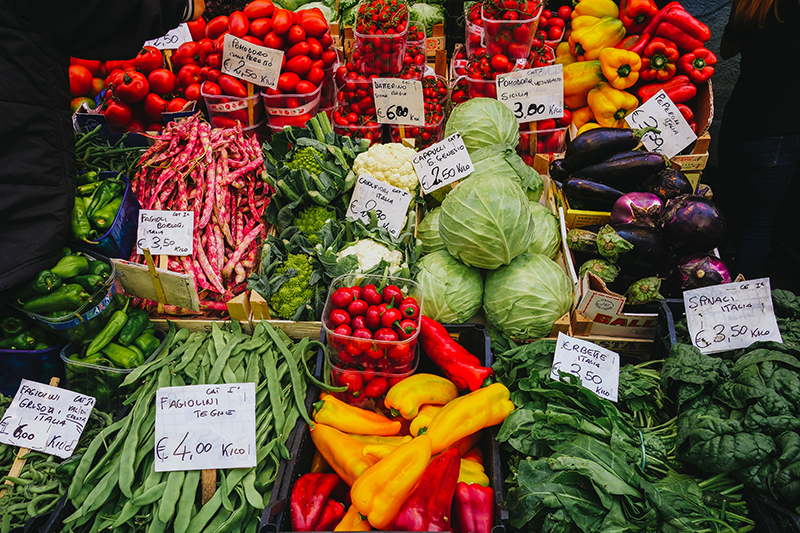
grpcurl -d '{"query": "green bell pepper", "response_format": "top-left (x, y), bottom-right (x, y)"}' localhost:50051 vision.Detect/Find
top-left (50, 255), bottom-right (90, 279)
top-left (133, 332), bottom-right (160, 357)
top-left (86, 300), bottom-right (128, 356)
top-left (0, 332), bottom-right (37, 350)
top-left (71, 196), bottom-right (92, 241)
top-left (117, 309), bottom-right (150, 345)
top-left (30, 270), bottom-right (63, 294)
top-left (86, 177), bottom-right (124, 219)
top-left (23, 284), bottom-right (90, 314)
top-left (101, 342), bottom-right (143, 369)
top-left (90, 196), bottom-right (122, 231)
top-left (1, 317), bottom-right (25, 336)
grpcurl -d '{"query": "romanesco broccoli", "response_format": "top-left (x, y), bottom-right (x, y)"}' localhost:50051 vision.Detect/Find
top-left (286, 147), bottom-right (323, 176)
top-left (270, 253), bottom-right (314, 319)
top-left (293, 205), bottom-right (334, 244)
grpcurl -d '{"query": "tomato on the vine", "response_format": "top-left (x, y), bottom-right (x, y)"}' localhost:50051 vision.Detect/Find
top-left (114, 69), bottom-right (149, 104)
top-left (147, 68), bottom-right (176, 96)
top-left (135, 46), bottom-right (163, 74)
top-left (143, 92), bottom-right (168, 122)
top-left (102, 98), bottom-right (133, 126)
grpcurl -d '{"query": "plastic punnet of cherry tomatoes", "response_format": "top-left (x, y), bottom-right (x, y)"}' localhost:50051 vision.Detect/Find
top-left (407, 20), bottom-right (426, 43)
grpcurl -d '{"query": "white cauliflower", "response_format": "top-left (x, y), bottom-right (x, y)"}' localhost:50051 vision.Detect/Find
top-left (352, 143), bottom-right (419, 193)
top-left (336, 239), bottom-right (404, 272)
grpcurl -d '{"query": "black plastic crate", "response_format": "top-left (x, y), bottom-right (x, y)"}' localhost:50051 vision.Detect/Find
top-left (652, 299), bottom-right (684, 361)
top-left (259, 323), bottom-right (508, 533)
top-left (744, 489), bottom-right (800, 533)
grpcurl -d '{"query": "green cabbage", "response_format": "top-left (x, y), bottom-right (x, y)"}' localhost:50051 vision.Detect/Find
top-left (414, 250), bottom-right (483, 322)
top-left (409, 3), bottom-right (445, 33)
top-left (471, 143), bottom-right (543, 202)
top-left (483, 253), bottom-right (573, 339)
top-left (296, 2), bottom-right (335, 23)
top-left (444, 98), bottom-right (519, 153)
top-left (439, 173), bottom-right (534, 270)
top-left (418, 207), bottom-right (445, 254)
top-left (527, 202), bottom-right (560, 259)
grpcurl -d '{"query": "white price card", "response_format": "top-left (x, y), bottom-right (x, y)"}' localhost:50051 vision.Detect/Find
top-left (154, 383), bottom-right (257, 472)
top-left (625, 89), bottom-right (697, 159)
top-left (496, 64), bottom-right (564, 124)
top-left (222, 34), bottom-right (283, 89)
top-left (412, 133), bottom-right (474, 194)
top-left (372, 78), bottom-right (425, 126)
top-left (137, 210), bottom-right (194, 256)
top-left (683, 277), bottom-right (783, 354)
top-left (346, 173), bottom-right (413, 237)
top-left (551, 332), bottom-right (619, 402)
top-left (145, 23), bottom-right (193, 49)
top-left (0, 380), bottom-right (95, 458)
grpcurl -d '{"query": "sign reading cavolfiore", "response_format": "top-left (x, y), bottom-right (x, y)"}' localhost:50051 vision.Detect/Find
top-left (154, 383), bottom-right (257, 471)
top-left (0, 380), bottom-right (95, 458)
top-left (412, 133), bottom-right (474, 194)
top-left (683, 278), bottom-right (782, 355)
top-left (222, 33), bottom-right (283, 90)
top-left (137, 210), bottom-right (193, 256)
top-left (551, 333), bottom-right (619, 402)
top-left (625, 89), bottom-right (696, 158)
top-left (145, 23), bottom-right (193, 49)
top-left (496, 64), bottom-right (564, 123)
top-left (372, 78), bottom-right (425, 126)
top-left (346, 173), bottom-right (413, 237)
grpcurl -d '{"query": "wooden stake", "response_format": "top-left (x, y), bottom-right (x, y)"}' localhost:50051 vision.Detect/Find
top-left (246, 83), bottom-right (255, 127)
top-left (201, 469), bottom-right (217, 504)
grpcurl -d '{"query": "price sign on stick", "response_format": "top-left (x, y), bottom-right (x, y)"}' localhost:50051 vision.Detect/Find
top-left (154, 383), bottom-right (257, 471)
top-left (372, 78), bottom-right (425, 126)
top-left (496, 64), bottom-right (564, 124)
top-left (347, 174), bottom-right (413, 237)
top-left (0, 380), bottom-right (95, 458)
top-left (412, 133), bottom-right (474, 194)
top-left (137, 210), bottom-right (194, 256)
top-left (145, 23), bottom-right (193, 49)
top-left (683, 278), bottom-right (783, 354)
top-left (551, 333), bottom-right (620, 402)
top-left (222, 34), bottom-right (283, 89)
top-left (625, 90), bottom-right (697, 158)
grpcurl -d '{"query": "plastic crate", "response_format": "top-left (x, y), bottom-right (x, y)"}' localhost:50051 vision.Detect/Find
top-left (744, 489), bottom-right (800, 533)
top-left (78, 172), bottom-right (141, 259)
top-left (652, 299), bottom-right (684, 360)
top-left (258, 323), bottom-right (508, 533)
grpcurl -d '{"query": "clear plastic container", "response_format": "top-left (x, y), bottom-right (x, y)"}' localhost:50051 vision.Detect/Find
top-left (388, 114), bottom-right (444, 150)
top-left (465, 21), bottom-right (485, 56)
top-left (202, 89), bottom-right (263, 128)
top-left (482, 5), bottom-right (542, 59)
top-left (335, 75), bottom-right (375, 113)
top-left (407, 20), bottom-right (427, 46)
top-left (332, 104), bottom-right (383, 144)
top-left (325, 349), bottom-right (418, 408)
top-left (353, 13), bottom-right (409, 76)
top-left (517, 126), bottom-right (569, 167)
top-left (467, 76), bottom-right (498, 99)
top-left (0, 342), bottom-right (67, 397)
top-left (262, 82), bottom-right (322, 129)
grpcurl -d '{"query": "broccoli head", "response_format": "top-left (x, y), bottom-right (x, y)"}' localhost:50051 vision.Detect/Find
top-left (286, 146), bottom-right (324, 176)
top-left (270, 253), bottom-right (314, 319)
top-left (293, 205), bottom-right (334, 244)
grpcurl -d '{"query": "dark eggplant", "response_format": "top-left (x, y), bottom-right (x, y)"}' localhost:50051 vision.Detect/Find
top-left (562, 127), bottom-right (657, 172)
top-left (661, 195), bottom-right (726, 256)
top-left (572, 152), bottom-right (670, 192)
top-left (641, 168), bottom-right (693, 202)
top-left (605, 150), bottom-right (646, 162)
top-left (562, 178), bottom-right (625, 211)
top-left (611, 223), bottom-right (671, 278)
top-left (549, 159), bottom-right (571, 183)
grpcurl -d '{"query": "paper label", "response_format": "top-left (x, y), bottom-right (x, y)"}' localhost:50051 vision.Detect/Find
top-left (0, 380), bottom-right (95, 458)
top-left (496, 64), bottom-right (564, 123)
top-left (137, 210), bottom-right (194, 256)
top-left (372, 78), bottom-right (425, 126)
top-left (145, 23), bottom-right (193, 49)
top-left (111, 259), bottom-right (200, 312)
top-left (625, 90), bottom-right (697, 158)
top-left (346, 174), bottom-right (413, 237)
top-left (412, 133), bottom-right (474, 194)
top-left (154, 383), bottom-right (257, 471)
top-left (683, 278), bottom-right (783, 354)
top-left (551, 332), bottom-right (619, 402)
top-left (222, 34), bottom-right (283, 89)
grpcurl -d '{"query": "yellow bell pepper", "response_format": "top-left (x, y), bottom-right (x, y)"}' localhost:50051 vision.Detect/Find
top-left (384, 373), bottom-right (459, 420)
top-left (424, 383), bottom-right (515, 454)
top-left (554, 42), bottom-right (577, 66)
top-left (314, 393), bottom-right (402, 436)
top-left (310, 448), bottom-right (331, 473)
top-left (570, 15), bottom-right (601, 31)
top-left (571, 0), bottom-right (619, 20)
top-left (599, 48), bottom-right (642, 90)
top-left (563, 60), bottom-right (604, 110)
top-left (334, 505), bottom-right (371, 532)
top-left (459, 459), bottom-right (490, 487)
top-left (571, 106), bottom-right (596, 130)
top-left (350, 435), bottom-right (433, 530)
top-left (577, 122), bottom-right (603, 135)
top-left (409, 404), bottom-right (442, 437)
top-left (347, 434), bottom-right (413, 447)
top-left (362, 443), bottom-right (404, 461)
top-left (569, 16), bottom-right (626, 61)
top-left (587, 82), bottom-right (640, 128)
top-left (309, 423), bottom-right (378, 486)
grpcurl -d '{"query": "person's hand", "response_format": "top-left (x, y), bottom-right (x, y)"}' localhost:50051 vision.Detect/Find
top-left (190, 0), bottom-right (205, 21)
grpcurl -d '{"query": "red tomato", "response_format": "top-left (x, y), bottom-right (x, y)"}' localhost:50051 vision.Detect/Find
top-left (286, 41), bottom-right (311, 58)
top-left (187, 17), bottom-right (206, 40)
top-left (241, 35), bottom-right (264, 46)
top-left (201, 80), bottom-right (222, 96)
top-left (124, 118), bottom-right (146, 133)
top-left (297, 11), bottom-right (328, 38)
top-left (88, 77), bottom-right (105, 98)
top-left (228, 11), bottom-right (250, 37)
top-left (272, 9), bottom-right (295, 35)
top-left (166, 97), bottom-right (189, 112)
top-left (147, 68), bottom-right (176, 96)
top-left (143, 92), bottom-right (168, 122)
top-left (198, 38), bottom-right (215, 58)
top-left (102, 98), bottom-right (133, 126)
top-left (206, 16), bottom-right (230, 39)
top-left (206, 53), bottom-right (222, 70)
top-left (321, 50), bottom-right (338, 68)
top-left (146, 122), bottom-right (164, 132)
top-left (304, 66), bottom-right (324, 86)
top-left (277, 72), bottom-right (300, 92)
top-left (135, 46), bottom-right (163, 74)
top-left (305, 37), bottom-right (323, 58)
top-left (287, 24), bottom-right (306, 45)
top-left (172, 41), bottom-right (205, 68)
top-left (295, 80), bottom-right (316, 94)
top-left (68, 65), bottom-right (93, 97)
top-left (114, 69), bottom-right (149, 103)
top-left (206, 68), bottom-right (222, 83)
top-left (547, 25), bottom-right (563, 40)
top-left (214, 32), bottom-right (229, 53)
top-left (218, 75), bottom-right (247, 97)
top-left (104, 68), bottom-right (124, 88)
top-left (249, 17), bottom-right (273, 39)
top-left (103, 59), bottom-right (124, 73)
top-left (284, 55), bottom-right (311, 76)
top-left (211, 115), bottom-right (239, 128)
top-left (184, 83), bottom-right (202, 102)
top-left (70, 58), bottom-right (102, 76)
top-left (263, 32), bottom-right (285, 50)
top-left (491, 54), bottom-right (509, 72)
top-left (319, 31), bottom-right (333, 48)
top-left (310, 59), bottom-right (324, 70)
top-left (178, 64), bottom-right (203, 88)
top-left (243, 0), bottom-right (275, 20)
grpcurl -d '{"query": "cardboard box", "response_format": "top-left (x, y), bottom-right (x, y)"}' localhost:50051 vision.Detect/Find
top-left (425, 23), bottom-right (445, 57)
top-left (574, 273), bottom-right (658, 340)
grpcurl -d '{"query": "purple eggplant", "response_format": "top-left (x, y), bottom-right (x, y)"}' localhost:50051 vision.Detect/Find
top-left (677, 254), bottom-right (732, 290)
top-left (661, 195), bottom-right (726, 256)
top-left (641, 168), bottom-right (694, 202)
top-left (612, 223), bottom-right (671, 278)
top-left (610, 192), bottom-right (664, 227)
top-left (562, 178), bottom-right (625, 211)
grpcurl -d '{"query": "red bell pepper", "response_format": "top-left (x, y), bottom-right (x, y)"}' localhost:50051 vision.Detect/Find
top-left (419, 315), bottom-right (493, 391)
top-left (619, 0), bottom-right (659, 34)
top-left (290, 473), bottom-right (343, 531)
top-left (314, 499), bottom-right (346, 531)
top-left (452, 482), bottom-right (494, 533)
top-left (628, 1), bottom-right (683, 55)
top-left (678, 47), bottom-right (717, 84)
top-left (637, 75), bottom-right (698, 103)
top-left (656, 5), bottom-right (711, 52)
top-left (393, 448), bottom-right (461, 531)
top-left (676, 103), bottom-right (698, 134)
top-left (641, 37), bottom-right (679, 82)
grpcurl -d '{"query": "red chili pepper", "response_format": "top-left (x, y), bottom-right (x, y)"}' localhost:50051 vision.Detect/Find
top-left (334, 324), bottom-right (352, 338)
top-left (388, 342), bottom-right (413, 363)
top-left (365, 305), bottom-right (382, 330)
top-left (350, 285), bottom-right (362, 300)
top-left (347, 299), bottom-right (369, 317)
top-left (381, 307), bottom-right (402, 329)
top-left (619, 0), bottom-right (658, 34)
top-left (396, 318), bottom-right (418, 340)
top-left (393, 449), bottom-right (461, 531)
top-left (637, 74), bottom-right (697, 103)
top-left (329, 309), bottom-right (351, 328)
top-left (419, 315), bottom-right (493, 391)
top-left (452, 482), bottom-right (494, 533)
top-left (290, 473), bottom-right (342, 531)
top-left (361, 284), bottom-right (383, 306)
top-left (677, 47), bottom-right (716, 84)
top-left (338, 370), bottom-right (364, 398)
top-left (374, 327), bottom-right (399, 342)
top-left (364, 376), bottom-right (389, 398)
top-left (382, 285), bottom-right (404, 306)
top-left (351, 316), bottom-right (367, 330)
top-left (331, 287), bottom-right (355, 309)
top-left (641, 37), bottom-right (679, 82)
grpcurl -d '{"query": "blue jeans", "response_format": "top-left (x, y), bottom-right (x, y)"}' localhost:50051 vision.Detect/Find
top-left (718, 133), bottom-right (800, 279)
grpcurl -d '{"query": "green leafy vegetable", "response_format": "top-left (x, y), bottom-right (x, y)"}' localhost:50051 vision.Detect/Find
top-left (409, 2), bottom-right (444, 33)
top-left (417, 207), bottom-right (445, 255)
top-left (527, 202), bottom-right (560, 258)
top-left (443, 97), bottom-right (520, 153)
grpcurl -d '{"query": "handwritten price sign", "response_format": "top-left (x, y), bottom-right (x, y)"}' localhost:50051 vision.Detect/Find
top-left (625, 90), bottom-right (697, 158)
top-left (412, 133), bottom-right (474, 194)
top-left (372, 78), bottom-right (424, 126)
top-left (137, 210), bottom-right (193, 256)
top-left (154, 383), bottom-right (257, 471)
top-left (496, 64), bottom-right (564, 124)
top-left (145, 24), bottom-right (193, 49)
top-left (222, 34), bottom-right (283, 89)
top-left (346, 174), bottom-right (413, 237)
top-left (551, 333), bottom-right (619, 402)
